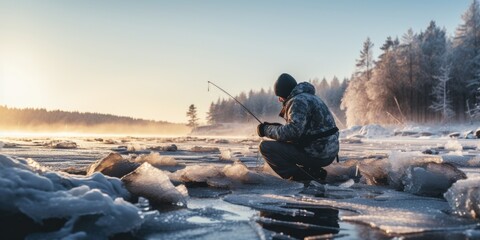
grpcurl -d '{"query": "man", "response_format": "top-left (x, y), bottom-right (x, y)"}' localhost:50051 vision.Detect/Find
top-left (257, 73), bottom-right (339, 181)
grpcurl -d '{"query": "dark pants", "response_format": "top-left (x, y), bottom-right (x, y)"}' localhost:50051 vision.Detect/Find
top-left (259, 140), bottom-right (333, 180)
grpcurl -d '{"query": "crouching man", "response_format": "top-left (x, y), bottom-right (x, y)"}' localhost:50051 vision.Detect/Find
top-left (257, 73), bottom-right (339, 181)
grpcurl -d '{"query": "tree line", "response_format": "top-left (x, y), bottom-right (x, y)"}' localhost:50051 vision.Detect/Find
top-left (342, 1), bottom-right (480, 126)
top-left (0, 105), bottom-right (189, 134)
top-left (206, 78), bottom-right (348, 125)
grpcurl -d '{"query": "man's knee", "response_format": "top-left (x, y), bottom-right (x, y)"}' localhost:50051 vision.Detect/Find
top-left (259, 140), bottom-right (274, 154)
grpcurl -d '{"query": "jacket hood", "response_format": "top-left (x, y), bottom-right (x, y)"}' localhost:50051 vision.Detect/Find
top-left (287, 82), bottom-right (316, 99)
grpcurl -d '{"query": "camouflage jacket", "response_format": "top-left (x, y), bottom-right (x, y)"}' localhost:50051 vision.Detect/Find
top-left (264, 82), bottom-right (339, 160)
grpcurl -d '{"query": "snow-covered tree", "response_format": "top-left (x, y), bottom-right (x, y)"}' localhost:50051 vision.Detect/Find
top-left (430, 66), bottom-right (455, 123)
top-left (451, 0), bottom-right (480, 120)
top-left (341, 38), bottom-right (374, 126)
top-left (366, 37), bottom-right (402, 124)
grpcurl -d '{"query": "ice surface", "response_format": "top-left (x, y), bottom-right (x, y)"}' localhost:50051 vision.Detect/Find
top-left (0, 154), bottom-right (143, 239)
top-left (226, 190), bottom-right (477, 235)
top-left (122, 162), bottom-right (187, 206)
top-left (86, 152), bottom-right (140, 178)
top-left (444, 177), bottom-right (480, 219)
top-left (135, 152), bottom-right (178, 167)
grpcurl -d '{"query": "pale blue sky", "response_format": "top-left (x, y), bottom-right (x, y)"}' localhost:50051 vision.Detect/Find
top-left (0, 0), bottom-right (471, 123)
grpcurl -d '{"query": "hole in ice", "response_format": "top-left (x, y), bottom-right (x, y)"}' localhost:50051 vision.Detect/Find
top-left (256, 206), bottom-right (341, 239)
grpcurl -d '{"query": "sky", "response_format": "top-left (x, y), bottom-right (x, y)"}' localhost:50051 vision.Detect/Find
top-left (0, 0), bottom-right (472, 123)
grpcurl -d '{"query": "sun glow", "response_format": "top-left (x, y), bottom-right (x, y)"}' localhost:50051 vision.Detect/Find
top-left (0, 47), bottom-right (49, 108)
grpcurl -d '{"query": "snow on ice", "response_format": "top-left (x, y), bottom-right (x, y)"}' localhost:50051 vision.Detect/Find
top-left (0, 154), bottom-right (143, 239)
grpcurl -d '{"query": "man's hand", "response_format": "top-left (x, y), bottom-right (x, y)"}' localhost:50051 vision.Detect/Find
top-left (257, 122), bottom-right (283, 137)
top-left (257, 122), bottom-right (266, 137)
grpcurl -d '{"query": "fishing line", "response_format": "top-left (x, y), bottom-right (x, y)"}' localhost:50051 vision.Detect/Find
top-left (207, 81), bottom-right (262, 124)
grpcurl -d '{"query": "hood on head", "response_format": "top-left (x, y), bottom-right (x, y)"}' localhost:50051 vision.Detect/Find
top-left (287, 82), bottom-right (316, 99)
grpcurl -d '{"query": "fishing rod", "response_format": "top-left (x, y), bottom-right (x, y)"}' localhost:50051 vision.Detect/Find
top-left (207, 81), bottom-right (262, 124)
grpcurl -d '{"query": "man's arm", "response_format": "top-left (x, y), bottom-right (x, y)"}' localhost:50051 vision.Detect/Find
top-left (263, 98), bottom-right (308, 142)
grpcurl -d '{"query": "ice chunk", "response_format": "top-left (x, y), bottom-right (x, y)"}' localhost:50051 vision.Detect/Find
top-left (214, 139), bottom-right (230, 144)
top-left (358, 124), bottom-right (391, 138)
top-left (387, 151), bottom-right (442, 190)
top-left (86, 152), bottom-right (140, 178)
top-left (442, 154), bottom-right (471, 167)
top-left (449, 132), bottom-right (461, 138)
top-left (127, 144), bottom-right (145, 152)
top-left (403, 162), bottom-right (466, 197)
top-left (468, 155), bottom-right (480, 167)
top-left (135, 152), bottom-right (177, 167)
top-left (190, 146), bottom-right (220, 152)
top-left (0, 154), bottom-right (143, 238)
top-left (103, 139), bottom-right (117, 144)
top-left (339, 125), bottom-right (362, 138)
top-left (324, 160), bottom-right (359, 183)
top-left (148, 144), bottom-right (178, 151)
top-left (445, 140), bottom-right (463, 152)
top-left (122, 162), bottom-right (187, 206)
top-left (220, 149), bottom-right (235, 161)
top-left (223, 161), bottom-right (266, 184)
top-left (444, 177), bottom-right (480, 218)
top-left (45, 140), bottom-right (77, 149)
top-left (0, 141), bottom-right (3, 149)
top-left (169, 165), bottom-right (224, 183)
top-left (338, 179), bottom-right (355, 188)
top-left (358, 158), bottom-right (389, 185)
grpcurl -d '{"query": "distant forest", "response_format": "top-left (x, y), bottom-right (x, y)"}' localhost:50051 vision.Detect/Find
top-left (0, 106), bottom-right (189, 134)
top-left (206, 78), bottom-right (348, 127)
top-left (207, 1), bottom-right (480, 127)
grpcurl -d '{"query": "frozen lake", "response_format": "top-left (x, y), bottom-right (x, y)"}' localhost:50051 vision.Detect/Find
top-left (1, 133), bottom-right (479, 239)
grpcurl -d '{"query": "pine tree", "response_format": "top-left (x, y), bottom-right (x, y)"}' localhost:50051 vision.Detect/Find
top-left (186, 104), bottom-right (199, 129)
top-left (341, 38), bottom-right (375, 126)
top-left (430, 66), bottom-right (455, 123)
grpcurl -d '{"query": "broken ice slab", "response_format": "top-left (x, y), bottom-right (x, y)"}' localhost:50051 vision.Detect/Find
top-left (403, 162), bottom-right (466, 197)
top-left (122, 162), bottom-right (187, 206)
top-left (86, 152), bottom-right (140, 178)
top-left (444, 177), bottom-right (480, 219)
